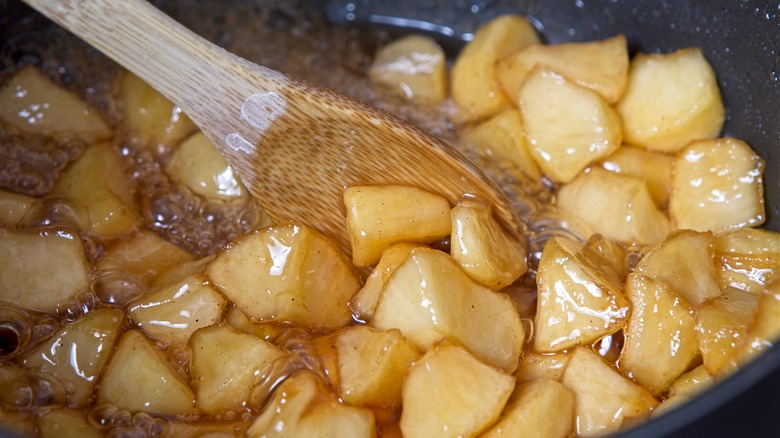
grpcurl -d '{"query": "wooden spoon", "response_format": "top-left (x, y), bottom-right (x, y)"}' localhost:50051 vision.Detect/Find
top-left (23, 0), bottom-right (521, 252)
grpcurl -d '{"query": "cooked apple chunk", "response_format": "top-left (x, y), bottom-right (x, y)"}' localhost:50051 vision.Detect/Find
top-left (617, 48), bottom-right (724, 152)
top-left (0, 228), bottom-right (90, 313)
top-left (206, 223), bottom-right (361, 329)
top-left (714, 228), bottom-right (780, 293)
top-left (534, 235), bottom-right (630, 353)
top-left (514, 350), bottom-right (570, 383)
top-left (735, 283), bottom-right (780, 364)
top-left (189, 324), bottom-right (284, 415)
top-left (519, 69), bottom-right (622, 183)
top-left (653, 365), bottom-right (714, 416)
top-left (670, 138), bottom-right (765, 232)
top-left (450, 198), bottom-right (528, 290)
top-left (0, 190), bottom-right (37, 228)
top-left (497, 34), bottom-right (628, 104)
top-left (620, 274), bottom-right (698, 395)
top-left (0, 66), bottom-right (111, 141)
top-left (696, 287), bottom-right (761, 376)
top-left (556, 168), bottom-right (671, 246)
top-left (482, 379), bottom-right (574, 438)
top-left (400, 343), bottom-right (515, 438)
top-left (368, 35), bottom-right (447, 104)
top-left (563, 348), bottom-right (659, 437)
top-left (635, 229), bottom-right (720, 307)
top-left (372, 248), bottom-right (524, 372)
top-left (451, 14), bottom-right (540, 121)
top-left (600, 145), bottom-right (674, 208)
top-left (344, 185), bottom-right (451, 266)
top-left (98, 330), bottom-right (195, 416)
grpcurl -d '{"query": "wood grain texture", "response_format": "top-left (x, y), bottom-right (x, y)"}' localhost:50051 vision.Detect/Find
top-left (23, 0), bottom-right (522, 253)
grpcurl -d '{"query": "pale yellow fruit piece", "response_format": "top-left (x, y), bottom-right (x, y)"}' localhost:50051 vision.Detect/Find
top-left (460, 108), bottom-right (542, 181)
top-left (653, 365), bottom-right (714, 417)
top-left (128, 270), bottom-right (226, 347)
top-left (670, 138), bottom-right (765, 232)
top-left (497, 34), bottom-right (628, 104)
top-left (635, 229), bottom-right (720, 307)
top-left (247, 371), bottom-right (376, 438)
top-left (368, 35), bottom-right (447, 104)
top-left (0, 228), bottom-right (89, 313)
top-left (696, 287), bottom-right (760, 376)
top-left (600, 145), bottom-right (674, 208)
top-left (451, 14), bottom-right (540, 121)
top-left (372, 248), bottom-right (524, 372)
top-left (98, 330), bottom-right (195, 416)
top-left (482, 379), bottom-right (574, 438)
top-left (617, 48), bottom-right (725, 152)
top-left (514, 350), bottom-right (570, 382)
top-left (189, 324), bottom-right (284, 415)
top-left (21, 308), bottom-right (124, 407)
top-left (349, 242), bottom-right (423, 322)
top-left (400, 343), bottom-right (515, 438)
top-left (581, 233), bottom-right (629, 284)
top-left (621, 274), bottom-right (698, 395)
top-left (118, 71), bottom-right (196, 147)
top-left (450, 198), bottom-right (528, 290)
top-left (222, 303), bottom-right (278, 339)
top-left (344, 185), bottom-right (451, 266)
top-left (0, 66), bottom-right (111, 141)
top-left (0, 190), bottom-right (37, 228)
top-left (335, 326), bottom-right (420, 409)
top-left (735, 283), bottom-right (780, 364)
top-left (54, 143), bottom-right (139, 239)
top-left (519, 69), bottom-right (622, 183)
top-left (38, 409), bottom-right (101, 438)
top-left (556, 168), bottom-right (670, 246)
top-left (563, 348), bottom-right (658, 437)
top-left (166, 131), bottom-right (248, 200)
top-left (98, 229), bottom-right (197, 287)
top-left (206, 223), bottom-right (361, 329)
top-left (714, 228), bottom-right (780, 294)
top-left (534, 235), bottom-right (630, 353)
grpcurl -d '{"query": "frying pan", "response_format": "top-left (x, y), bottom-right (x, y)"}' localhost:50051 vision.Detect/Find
top-left (0, 0), bottom-right (778, 437)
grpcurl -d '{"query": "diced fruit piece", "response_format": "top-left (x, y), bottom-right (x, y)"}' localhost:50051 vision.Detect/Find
top-left (128, 266), bottom-right (226, 347)
top-left (653, 365), bottom-right (714, 416)
top-left (247, 371), bottom-right (376, 438)
top-left (581, 233), bottom-right (629, 285)
top-left (98, 330), bottom-right (195, 416)
top-left (497, 35), bottom-right (628, 104)
top-left (166, 131), bottom-right (248, 200)
top-left (206, 223), bottom-right (360, 329)
top-left (335, 326), bottom-right (420, 409)
top-left (534, 235), bottom-right (630, 352)
top-left (563, 348), bottom-right (659, 437)
top-left (450, 198), bottom-right (528, 290)
top-left (620, 274), bottom-right (698, 395)
top-left (460, 109), bottom-right (542, 181)
top-left (0, 228), bottom-right (90, 313)
top-left (372, 248), bottom-right (524, 372)
top-left (635, 229), bottom-right (720, 307)
top-left (735, 283), bottom-right (780, 363)
top-left (38, 409), bottom-right (102, 438)
top-left (349, 242), bottom-right (423, 322)
top-left (696, 287), bottom-right (760, 376)
top-left (616, 48), bottom-right (725, 152)
top-left (400, 343), bottom-right (515, 438)
top-left (344, 185), bottom-right (451, 267)
top-left (451, 15), bottom-right (540, 121)
top-left (514, 350), bottom-right (570, 383)
top-left (118, 71), bottom-right (196, 147)
top-left (54, 143), bottom-right (139, 239)
top-left (519, 68), bottom-right (622, 183)
top-left (368, 35), bottom-right (447, 104)
top-left (482, 379), bottom-right (574, 438)
top-left (715, 228), bottom-right (780, 293)
top-left (189, 324), bottom-right (284, 415)
top-left (600, 145), bottom-right (674, 208)
top-left (670, 138), bottom-right (765, 232)
top-left (21, 308), bottom-right (124, 407)
top-left (0, 66), bottom-right (111, 141)
top-left (0, 190), bottom-right (37, 228)
top-left (556, 168), bottom-right (671, 246)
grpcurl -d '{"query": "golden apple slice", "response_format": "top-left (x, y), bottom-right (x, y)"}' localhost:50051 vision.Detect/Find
top-left (368, 35), bottom-right (447, 104)
top-left (735, 283), bottom-right (780, 364)
top-left (400, 343), bottom-right (515, 438)
top-left (714, 228), bottom-right (780, 293)
top-left (617, 48), bottom-right (724, 152)
top-left (514, 350), bottom-right (570, 383)
top-left (653, 365), bottom-right (714, 416)
top-left (534, 235), bottom-right (630, 353)
top-left (600, 145), bottom-right (674, 208)
top-left (670, 137), bottom-right (765, 232)
top-left (482, 379), bottom-right (574, 438)
top-left (0, 190), bottom-right (37, 228)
